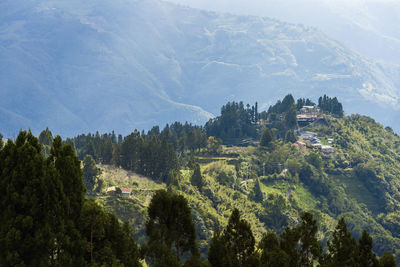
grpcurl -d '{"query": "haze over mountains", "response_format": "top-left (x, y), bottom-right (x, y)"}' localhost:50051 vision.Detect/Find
top-left (168, 0), bottom-right (400, 65)
top-left (1, 0), bottom-right (399, 137)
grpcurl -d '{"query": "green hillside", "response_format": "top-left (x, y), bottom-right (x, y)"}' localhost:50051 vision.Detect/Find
top-left (43, 94), bottom-right (396, 264)
top-left (89, 112), bottom-right (400, 261)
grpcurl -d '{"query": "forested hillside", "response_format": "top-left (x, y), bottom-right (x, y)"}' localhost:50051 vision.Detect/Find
top-left (2, 94), bottom-right (400, 266)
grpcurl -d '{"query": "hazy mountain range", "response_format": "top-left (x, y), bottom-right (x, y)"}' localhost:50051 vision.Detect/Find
top-left (1, 0), bottom-right (399, 137)
top-left (168, 0), bottom-right (400, 65)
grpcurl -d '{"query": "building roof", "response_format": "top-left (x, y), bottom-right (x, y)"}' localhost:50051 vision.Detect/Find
top-left (120, 188), bottom-right (132, 194)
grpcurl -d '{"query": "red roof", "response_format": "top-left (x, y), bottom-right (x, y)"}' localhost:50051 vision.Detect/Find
top-left (120, 188), bottom-right (131, 193)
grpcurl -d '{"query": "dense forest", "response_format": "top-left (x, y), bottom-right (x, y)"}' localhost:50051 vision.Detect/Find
top-left (1, 94), bottom-right (400, 266)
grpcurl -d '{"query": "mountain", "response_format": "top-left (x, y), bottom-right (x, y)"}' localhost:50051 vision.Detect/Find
top-left (1, 0), bottom-right (400, 137)
top-left (167, 0), bottom-right (400, 66)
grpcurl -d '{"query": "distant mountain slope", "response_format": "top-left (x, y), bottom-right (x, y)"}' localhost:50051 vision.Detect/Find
top-left (168, 0), bottom-right (400, 65)
top-left (1, 0), bottom-right (399, 136)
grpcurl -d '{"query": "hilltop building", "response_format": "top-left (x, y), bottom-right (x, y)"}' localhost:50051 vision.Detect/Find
top-left (297, 105), bottom-right (323, 123)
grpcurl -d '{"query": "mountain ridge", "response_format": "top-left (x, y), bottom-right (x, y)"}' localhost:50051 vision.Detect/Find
top-left (1, 0), bottom-right (400, 137)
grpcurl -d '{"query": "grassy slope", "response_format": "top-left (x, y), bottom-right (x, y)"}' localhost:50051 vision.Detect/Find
top-left (93, 115), bottom-right (400, 259)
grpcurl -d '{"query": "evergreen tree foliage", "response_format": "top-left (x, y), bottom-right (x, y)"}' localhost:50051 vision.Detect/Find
top-left (191, 163), bottom-right (204, 191)
top-left (358, 229), bottom-right (379, 267)
top-left (0, 131), bottom-right (66, 266)
top-left (296, 98), bottom-right (315, 110)
top-left (205, 101), bottom-right (257, 141)
top-left (250, 178), bottom-right (263, 202)
top-left (379, 252), bottom-right (396, 267)
top-left (259, 232), bottom-right (290, 267)
top-left (284, 129), bottom-right (297, 143)
top-left (145, 190), bottom-right (198, 264)
top-left (0, 131), bottom-right (142, 266)
top-left (298, 212), bottom-right (322, 267)
top-left (284, 105), bottom-right (298, 129)
top-left (326, 217), bottom-right (358, 266)
top-left (223, 208), bottom-right (256, 266)
top-left (83, 154), bottom-right (100, 192)
top-left (318, 94), bottom-right (344, 117)
top-left (38, 127), bottom-right (53, 146)
top-left (260, 128), bottom-right (274, 148)
top-left (280, 226), bottom-right (301, 266)
top-left (79, 200), bottom-right (141, 266)
top-left (208, 229), bottom-right (232, 267)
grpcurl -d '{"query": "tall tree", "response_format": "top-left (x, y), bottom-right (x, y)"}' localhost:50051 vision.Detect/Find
top-left (285, 105), bottom-right (298, 129)
top-left (298, 212), bottom-right (322, 267)
top-left (259, 232), bottom-right (290, 267)
top-left (48, 135), bottom-right (86, 265)
top-left (280, 226), bottom-right (300, 267)
top-left (82, 154), bottom-right (100, 193)
top-left (358, 229), bottom-right (379, 267)
top-left (208, 229), bottom-right (232, 267)
top-left (284, 129), bottom-right (297, 143)
top-left (191, 164), bottom-right (204, 191)
top-left (326, 217), bottom-right (358, 266)
top-left (379, 252), bottom-right (396, 267)
top-left (145, 190), bottom-right (198, 264)
top-left (0, 131), bottom-right (66, 266)
top-left (250, 179), bottom-right (263, 202)
top-left (260, 128), bottom-right (274, 148)
top-left (223, 208), bottom-right (256, 266)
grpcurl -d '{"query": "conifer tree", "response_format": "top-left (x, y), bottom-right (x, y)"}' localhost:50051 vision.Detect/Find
top-left (191, 163), bottom-right (204, 191)
top-left (145, 190), bottom-right (198, 264)
top-left (298, 212), bottom-right (322, 267)
top-left (83, 154), bottom-right (100, 192)
top-left (379, 252), bottom-right (396, 267)
top-left (208, 229), bottom-right (232, 267)
top-left (259, 232), bottom-right (290, 267)
top-left (326, 217), bottom-right (358, 266)
top-left (358, 229), bottom-right (379, 267)
top-left (285, 105), bottom-right (298, 129)
top-left (260, 128), bottom-right (274, 148)
top-left (280, 226), bottom-right (300, 266)
top-left (223, 208), bottom-right (256, 266)
top-left (284, 129), bottom-right (297, 143)
top-left (0, 131), bottom-right (66, 266)
top-left (250, 179), bottom-right (263, 202)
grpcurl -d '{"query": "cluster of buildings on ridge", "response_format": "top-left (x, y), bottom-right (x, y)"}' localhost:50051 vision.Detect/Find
top-left (295, 105), bottom-right (334, 154)
top-left (296, 105), bottom-right (324, 123)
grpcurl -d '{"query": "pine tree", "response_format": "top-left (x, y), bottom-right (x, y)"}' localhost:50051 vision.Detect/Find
top-left (259, 232), bottom-right (290, 267)
top-left (208, 229), bottom-right (232, 267)
top-left (280, 226), bottom-right (300, 266)
top-left (358, 230), bottom-right (379, 267)
top-left (298, 212), bottom-right (322, 267)
top-left (0, 131), bottom-right (66, 266)
top-left (260, 128), bottom-right (274, 148)
top-left (83, 154), bottom-right (100, 192)
top-left (326, 217), bottom-right (358, 266)
top-left (223, 208), bottom-right (256, 266)
top-left (250, 179), bottom-right (263, 202)
top-left (145, 190), bottom-right (198, 264)
top-left (379, 252), bottom-right (396, 267)
top-left (285, 105), bottom-right (298, 129)
top-left (284, 129), bottom-right (297, 143)
top-left (191, 164), bottom-right (204, 191)
top-left (48, 135), bottom-right (86, 265)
